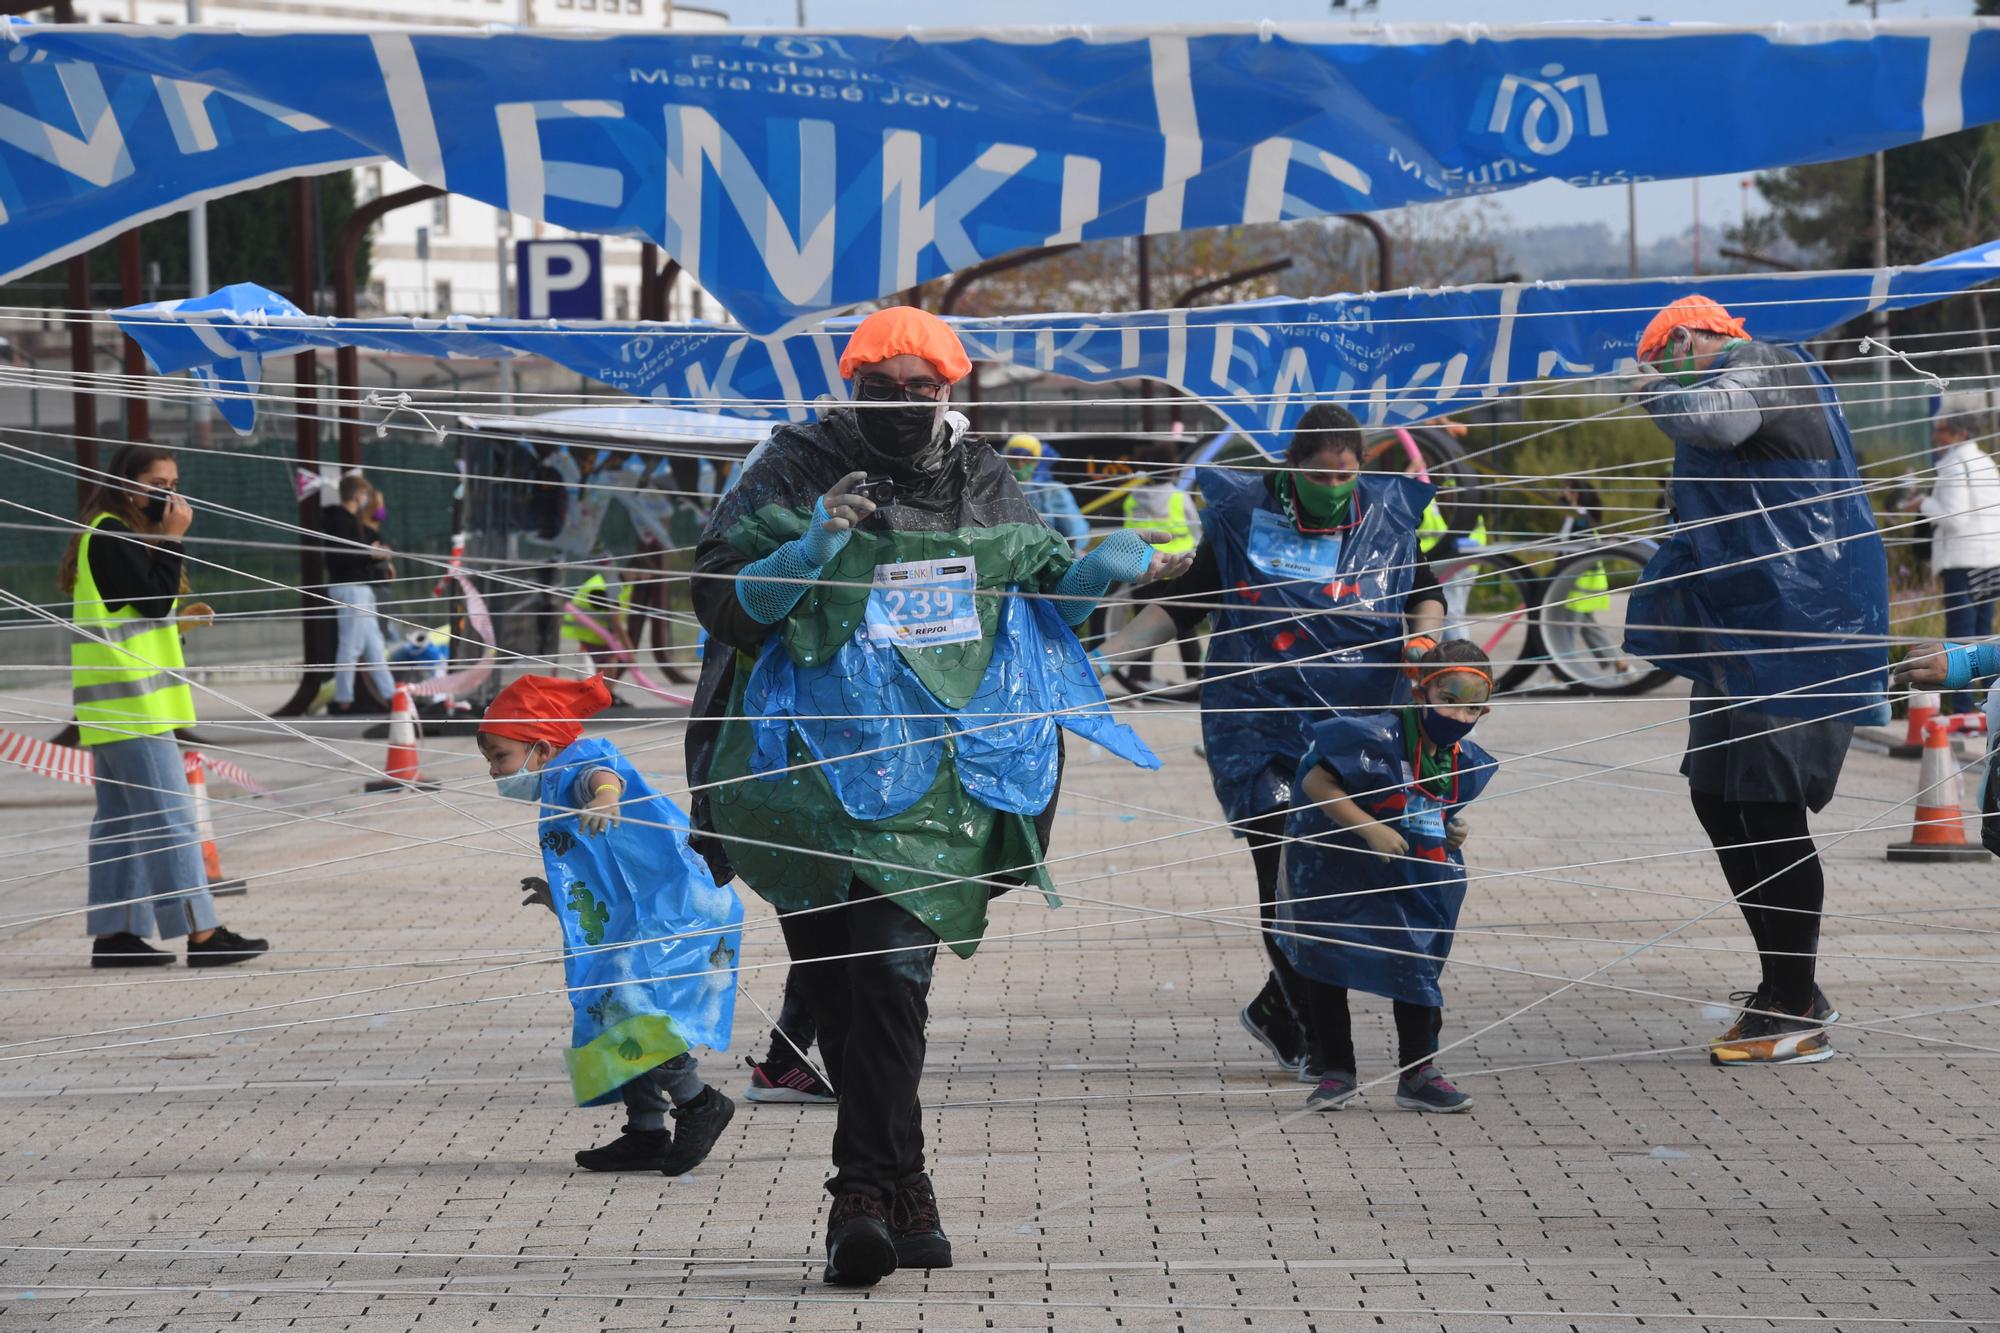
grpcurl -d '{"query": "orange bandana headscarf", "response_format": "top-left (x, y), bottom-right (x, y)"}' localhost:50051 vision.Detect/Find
top-left (1637, 295), bottom-right (1749, 363)
top-left (480, 674), bottom-right (613, 750)
top-left (837, 306), bottom-right (972, 383)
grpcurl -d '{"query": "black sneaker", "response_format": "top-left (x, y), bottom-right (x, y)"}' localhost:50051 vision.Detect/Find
top-left (186, 927), bottom-right (268, 968)
top-left (658, 1087), bottom-right (735, 1177)
top-left (91, 933), bottom-right (175, 969)
top-left (1239, 977), bottom-right (1307, 1073)
top-left (744, 1051), bottom-right (837, 1105)
top-left (1712, 987), bottom-right (1771, 1047)
top-left (823, 1190), bottom-right (898, 1287)
top-left (575, 1129), bottom-right (671, 1172)
top-left (1808, 986), bottom-right (1840, 1027)
top-left (887, 1173), bottom-right (952, 1270)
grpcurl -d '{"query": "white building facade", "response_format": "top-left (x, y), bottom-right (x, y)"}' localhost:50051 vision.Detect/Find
top-left (74, 0), bottom-right (729, 320)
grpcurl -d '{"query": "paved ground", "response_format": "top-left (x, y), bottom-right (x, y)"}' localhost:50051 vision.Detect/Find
top-left (1, 678), bottom-right (1997, 1331)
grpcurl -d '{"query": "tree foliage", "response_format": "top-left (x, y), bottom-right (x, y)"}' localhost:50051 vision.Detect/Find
top-left (0, 172), bottom-right (368, 308)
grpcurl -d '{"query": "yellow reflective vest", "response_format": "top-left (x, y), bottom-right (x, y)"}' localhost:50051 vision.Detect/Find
top-left (565, 573), bottom-right (632, 646)
top-left (1121, 485), bottom-right (1197, 555)
top-left (71, 514), bottom-right (196, 748)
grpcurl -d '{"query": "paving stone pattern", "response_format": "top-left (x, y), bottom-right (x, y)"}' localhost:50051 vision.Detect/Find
top-left (0, 685), bottom-right (1996, 1330)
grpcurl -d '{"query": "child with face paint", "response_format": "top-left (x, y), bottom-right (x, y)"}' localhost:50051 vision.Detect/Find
top-left (1275, 639), bottom-right (1497, 1114)
top-left (477, 673), bottom-right (745, 1176)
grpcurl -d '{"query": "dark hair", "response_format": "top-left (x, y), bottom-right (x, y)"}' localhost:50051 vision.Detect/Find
top-left (339, 472), bottom-right (372, 504)
top-left (1420, 637), bottom-right (1490, 672)
top-left (1287, 403), bottom-right (1363, 467)
top-left (57, 444), bottom-right (178, 595)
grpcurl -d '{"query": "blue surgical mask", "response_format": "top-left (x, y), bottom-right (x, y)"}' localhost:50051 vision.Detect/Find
top-left (495, 766), bottom-right (542, 804)
top-left (1418, 709), bottom-right (1477, 749)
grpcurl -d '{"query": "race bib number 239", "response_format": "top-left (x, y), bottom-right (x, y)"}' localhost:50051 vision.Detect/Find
top-left (864, 557), bottom-right (982, 647)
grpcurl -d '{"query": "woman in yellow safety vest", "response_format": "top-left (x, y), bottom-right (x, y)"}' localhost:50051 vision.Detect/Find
top-left (57, 445), bottom-right (268, 970)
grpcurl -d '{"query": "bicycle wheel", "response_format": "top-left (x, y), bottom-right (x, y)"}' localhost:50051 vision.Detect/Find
top-left (1536, 544), bottom-right (1676, 696)
top-left (1436, 550), bottom-right (1545, 693)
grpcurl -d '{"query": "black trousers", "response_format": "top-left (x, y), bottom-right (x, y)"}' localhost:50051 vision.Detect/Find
top-left (770, 966), bottom-right (818, 1053)
top-left (1301, 979), bottom-right (1441, 1074)
top-left (1689, 791), bottom-right (1823, 1012)
top-left (1243, 805), bottom-right (1311, 1028)
top-left (778, 886), bottom-right (940, 1201)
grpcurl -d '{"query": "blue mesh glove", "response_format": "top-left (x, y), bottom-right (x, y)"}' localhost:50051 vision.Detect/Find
top-left (1051, 529), bottom-right (1157, 626)
top-left (736, 499), bottom-right (851, 625)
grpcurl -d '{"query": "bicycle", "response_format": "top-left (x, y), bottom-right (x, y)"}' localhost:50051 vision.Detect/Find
top-left (1532, 530), bottom-right (1676, 696)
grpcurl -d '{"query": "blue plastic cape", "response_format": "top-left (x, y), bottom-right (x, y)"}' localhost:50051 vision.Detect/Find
top-left (1198, 467), bottom-right (1432, 823)
top-left (114, 240), bottom-right (2000, 443)
top-left (1276, 711), bottom-right (1495, 1008)
top-left (533, 736), bottom-right (744, 1107)
top-left (1624, 351), bottom-right (1890, 722)
top-left (744, 591), bottom-right (1160, 823)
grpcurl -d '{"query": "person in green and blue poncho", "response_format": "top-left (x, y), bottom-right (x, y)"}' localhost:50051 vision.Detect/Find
top-left (685, 307), bottom-right (1189, 1288)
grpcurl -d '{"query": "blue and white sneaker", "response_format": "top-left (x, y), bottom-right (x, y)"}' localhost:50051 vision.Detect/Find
top-left (1305, 1071), bottom-right (1360, 1112)
top-left (1394, 1063), bottom-right (1472, 1113)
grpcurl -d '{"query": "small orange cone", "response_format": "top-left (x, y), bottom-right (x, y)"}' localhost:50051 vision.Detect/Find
top-left (182, 750), bottom-right (246, 896)
top-left (1890, 689), bottom-right (1944, 758)
top-left (1886, 720), bottom-right (1991, 862)
top-left (365, 684), bottom-right (440, 793)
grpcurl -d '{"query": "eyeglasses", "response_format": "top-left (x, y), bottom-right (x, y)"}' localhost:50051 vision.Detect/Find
top-left (854, 374), bottom-right (948, 403)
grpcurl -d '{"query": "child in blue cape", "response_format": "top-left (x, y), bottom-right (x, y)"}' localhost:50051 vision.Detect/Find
top-left (478, 673), bottom-right (745, 1175)
top-left (1276, 640), bottom-right (1497, 1115)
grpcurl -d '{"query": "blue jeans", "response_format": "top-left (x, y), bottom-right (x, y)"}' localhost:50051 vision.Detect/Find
top-left (619, 1053), bottom-right (704, 1132)
top-left (329, 583), bottom-right (395, 705)
top-left (85, 734), bottom-right (218, 939)
top-left (1941, 567), bottom-right (1998, 713)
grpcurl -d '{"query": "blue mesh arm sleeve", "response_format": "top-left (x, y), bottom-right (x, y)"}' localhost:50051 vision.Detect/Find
top-left (1050, 529), bottom-right (1156, 626)
top-left (735, 500), bottom-right (850, 625)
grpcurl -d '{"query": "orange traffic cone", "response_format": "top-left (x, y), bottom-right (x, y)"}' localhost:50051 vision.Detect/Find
top-left (365, 684), bottom-right (440, 793)
top-left (1886, 720), bottom-right (1991, 862)
top-left (1890, 689), bottom-right (1944, 758)
top-left (182, 750), bottom-right (246, 896)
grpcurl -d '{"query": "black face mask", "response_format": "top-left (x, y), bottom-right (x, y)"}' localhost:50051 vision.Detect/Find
top-left (140, 488), bottom-right (170, 525)
top-left (855, 402), bottom-right (940, 460)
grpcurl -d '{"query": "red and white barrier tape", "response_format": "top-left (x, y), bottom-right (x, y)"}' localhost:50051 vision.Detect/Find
top-left (0, 729), bottom-right (269, 796)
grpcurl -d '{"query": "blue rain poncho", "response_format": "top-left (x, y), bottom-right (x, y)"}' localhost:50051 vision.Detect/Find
top-left (1625, 342), bottom-right (1888, 722)
top-left (1197, 467), bottom-right (1433, 823)
top-left (532, 736), bottom-right (744, 1106)
top-left (1276, 711), bottom-right (1495, 1008)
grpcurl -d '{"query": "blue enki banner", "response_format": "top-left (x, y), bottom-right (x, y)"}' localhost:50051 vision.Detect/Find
top-left (9, 20), bottom-right (2000, 333)
top-left (117, 240), bottom-right (2000, 445)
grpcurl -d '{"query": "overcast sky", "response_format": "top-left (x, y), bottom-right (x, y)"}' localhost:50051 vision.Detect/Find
top-left (709, 0), bottom-right (1976, 245)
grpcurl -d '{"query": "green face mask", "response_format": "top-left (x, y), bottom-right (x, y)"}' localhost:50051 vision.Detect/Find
top-left (1010, 462), bottom-right (1035, 483)
top-left (1661, 346), bottom-right (1701, 387)
top-left (1292, 473), bottom-right (1356, 523)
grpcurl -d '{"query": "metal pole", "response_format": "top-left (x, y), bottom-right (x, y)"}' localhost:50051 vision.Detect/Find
top-left (1869, 0), bottom-right (1889, 336)
top-left (185, 0), bottom-right (207, 299)
top-left (1626, 181), bottom-right (1639, 278)
top-left (1692, 177), bottom-right (1701, 276)
top-left (276, 175), bottom-right (333, 718)
top-left (1136, 235), bottom-right (1152, 436)
top-left (118, 230), bottom-right (148, 442)
top-left (66, 254), bottom-right (95, 507)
